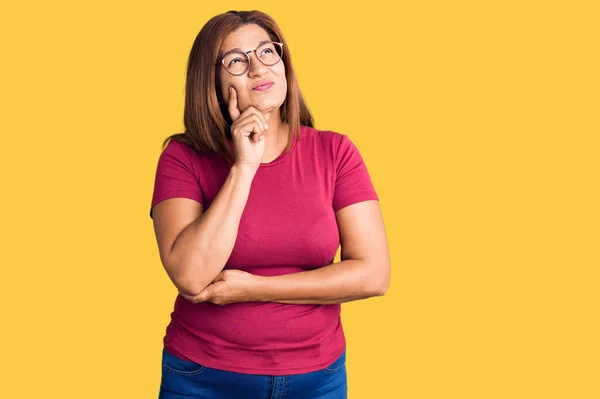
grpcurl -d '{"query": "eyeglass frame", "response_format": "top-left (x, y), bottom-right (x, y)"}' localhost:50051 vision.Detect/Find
top-left (217, 41), bottom-right (285, 76)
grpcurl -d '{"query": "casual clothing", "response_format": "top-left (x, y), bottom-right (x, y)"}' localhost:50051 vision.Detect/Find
top-left (150, 125), bottom-right (378, 375)
top-left (158, 347), bottom-right (347, 399)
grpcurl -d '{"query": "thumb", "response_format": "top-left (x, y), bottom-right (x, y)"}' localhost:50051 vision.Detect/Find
top-left (196, 286), bottom-right (212, 303)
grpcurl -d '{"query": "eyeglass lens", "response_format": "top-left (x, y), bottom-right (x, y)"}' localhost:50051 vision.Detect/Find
top-left (223, 42), bottom-right (282, 75)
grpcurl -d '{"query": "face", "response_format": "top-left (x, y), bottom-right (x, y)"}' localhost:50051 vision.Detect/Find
top-left (217, 24), bottom-right (287, 115)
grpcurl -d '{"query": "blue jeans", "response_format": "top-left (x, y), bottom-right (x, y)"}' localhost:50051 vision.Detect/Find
top-left (158, 347), bottom-right (347, 399)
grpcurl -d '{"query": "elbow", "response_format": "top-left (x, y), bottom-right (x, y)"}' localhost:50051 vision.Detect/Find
top-left (177, 283), bottom-right (204, 297)
top-left (366, 262), bottom-right (390, 297)
top-left (363, 277), bottom-right (389, 297)
top-left (379, 280), bottom-right (390, 296)
top-left (163, 260), bottom-right (211, 297)
top-left (176, 276), bottom-right (212, 297)
top-left (371, 278), bottom-right (389, 297)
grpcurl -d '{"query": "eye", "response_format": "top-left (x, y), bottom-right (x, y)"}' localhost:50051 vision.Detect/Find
top-left (228, 57), bottom-right (246, 67)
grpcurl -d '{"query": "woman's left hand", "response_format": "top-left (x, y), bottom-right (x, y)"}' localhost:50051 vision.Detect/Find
top-left (178, 269), bottom-right (260, 305)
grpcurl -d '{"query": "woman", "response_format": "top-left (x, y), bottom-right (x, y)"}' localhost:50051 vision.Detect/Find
top-left (150, 9), bottom-right (390, 399)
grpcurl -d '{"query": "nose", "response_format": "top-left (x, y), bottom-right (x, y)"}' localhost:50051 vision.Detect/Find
top-left (247, 51), bottom-right (268, 76)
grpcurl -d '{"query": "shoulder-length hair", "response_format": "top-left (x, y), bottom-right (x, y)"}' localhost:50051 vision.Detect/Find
top-left (162, 10), bottom-right (314, 164)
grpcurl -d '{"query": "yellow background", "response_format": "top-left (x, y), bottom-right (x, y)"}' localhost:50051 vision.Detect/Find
top-left (1, 1), bottom-right (598, 398)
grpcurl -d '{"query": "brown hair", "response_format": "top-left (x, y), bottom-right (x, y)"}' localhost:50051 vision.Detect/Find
top-left (162, 10), bottom-right (314, 165)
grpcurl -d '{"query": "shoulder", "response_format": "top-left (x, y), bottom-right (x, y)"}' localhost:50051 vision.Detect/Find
top-left (300, 125), bottom-right (346, 141)
top-left (298, 125), bottom-right (351, 152)
top-left (160, 137), bottom-right (224, 169)
top-left (161, 138), bottom-right (197, 160)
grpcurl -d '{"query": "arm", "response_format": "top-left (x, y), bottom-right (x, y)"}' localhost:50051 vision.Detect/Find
top-left (152, 165), bottom-right (255, 296)
top-left (182, 199), bottom-right (390, 305)
top-left (255, 259), bottom-right (383, 305)
top-left (255, 200), bottom-right (390, 304)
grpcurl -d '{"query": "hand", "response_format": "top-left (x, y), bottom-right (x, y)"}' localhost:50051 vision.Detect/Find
top-left (178, 269), bottom-right (260, 306)
top-left (228, 87), bottom-right (271, 171)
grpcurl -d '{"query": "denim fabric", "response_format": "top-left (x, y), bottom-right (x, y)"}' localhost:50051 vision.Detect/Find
top-left (158, 347), bottom-right (347, 399)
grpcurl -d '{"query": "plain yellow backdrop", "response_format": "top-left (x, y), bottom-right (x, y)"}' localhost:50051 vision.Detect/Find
top-left (1, 1), bottom-right (598, 398)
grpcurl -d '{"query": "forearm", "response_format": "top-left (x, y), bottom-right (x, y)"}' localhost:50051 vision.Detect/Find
top-left (254, 259), bottom-right (388, 304)
top-left (169, 165), bottom-right (255, 295)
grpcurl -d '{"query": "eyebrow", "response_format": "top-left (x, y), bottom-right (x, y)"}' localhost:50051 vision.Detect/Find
top-left (221, 40), bottom-right (272, 59)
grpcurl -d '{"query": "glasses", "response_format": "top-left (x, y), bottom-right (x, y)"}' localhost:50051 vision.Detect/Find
top-left (219, 41), bottom-right (284, 76)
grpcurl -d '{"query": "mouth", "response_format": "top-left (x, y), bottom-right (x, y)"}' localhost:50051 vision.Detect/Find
top-left (252, 81), bottom-right (274, 91)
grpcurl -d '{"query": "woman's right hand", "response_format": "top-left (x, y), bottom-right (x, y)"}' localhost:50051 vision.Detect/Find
top-left (228, 87), bottom-right (270, 172)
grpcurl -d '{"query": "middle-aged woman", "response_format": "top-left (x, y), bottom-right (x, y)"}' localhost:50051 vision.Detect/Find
top-left (150, 9), bottom-right (391, 399)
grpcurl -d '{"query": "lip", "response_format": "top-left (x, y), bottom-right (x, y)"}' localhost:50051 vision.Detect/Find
top-left (252, 81), bottom-right (274, 91)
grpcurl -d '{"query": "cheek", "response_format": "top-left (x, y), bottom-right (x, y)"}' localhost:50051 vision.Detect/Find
top-left (278, 76), bottom-right (287, 97)
top-left (218, 72), bottom-right (237, 99)
top-left (277, 67), bottom-right (287, 92)
top-left (217, 75), bottom-right (227, 102)
top-left (278, 82), bottom-right (287, 98)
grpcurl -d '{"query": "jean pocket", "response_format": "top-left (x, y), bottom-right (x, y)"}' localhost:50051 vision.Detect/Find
top-left (162, 348), bottom-right (207, 376)
top-left (323, 350), bottom-right (346, 373)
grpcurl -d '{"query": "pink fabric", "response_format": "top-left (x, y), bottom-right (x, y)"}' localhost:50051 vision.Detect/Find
top-left (150, 125), bottom-right (379, 375)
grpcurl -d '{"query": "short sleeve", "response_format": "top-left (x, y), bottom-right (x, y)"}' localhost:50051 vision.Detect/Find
top-left (332, 134), bottom-right (379, 213)
top-left (150, 140), bottom-right (203, 219)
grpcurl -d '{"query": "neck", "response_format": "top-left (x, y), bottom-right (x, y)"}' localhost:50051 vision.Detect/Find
top-left (261, 110), bottom-right (290, 162)
top-left (263, 110), bottom-right (288, 144)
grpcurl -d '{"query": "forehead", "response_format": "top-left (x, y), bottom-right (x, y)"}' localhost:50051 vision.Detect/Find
top-left (220, 24), bottom-right (271, 54)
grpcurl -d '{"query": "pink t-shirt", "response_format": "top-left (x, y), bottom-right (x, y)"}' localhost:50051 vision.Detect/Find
top-left (150, 125), bottom-right (379, 375)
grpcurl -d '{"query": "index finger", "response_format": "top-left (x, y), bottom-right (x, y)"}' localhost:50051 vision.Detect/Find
top-left (228, 87), bottom-right (241, 121)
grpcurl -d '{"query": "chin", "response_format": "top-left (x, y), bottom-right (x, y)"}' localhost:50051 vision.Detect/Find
top-left (255, 100), bottom-right (283, 113)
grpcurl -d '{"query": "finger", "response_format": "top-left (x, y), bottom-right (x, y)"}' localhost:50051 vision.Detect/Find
top-left (179, 291), bottom-right (196, 302)
top-left (228, 87), bottom-right (241, 121)
top-left (252, 122), bottom-right (263, 143)
top-left (235, 113), bottom-right (268, 136)
top-left (237, 106), bottom-right (268, 127)
top-left (243, 122), bottom-right (260, 144)
top-left (254, 122), bottom-right (263, 143)
top-left (179, 291), bottom-right (191, 300)
top-left (235, 120), bottom-right (261, 140)
top-left (195, 286), bottom-right (212, 303)
top-left (237, 120), bottom-right (265, 142)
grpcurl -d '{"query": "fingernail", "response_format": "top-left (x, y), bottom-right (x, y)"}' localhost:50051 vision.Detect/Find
top-left (265, 123), bottom-right (269, 129)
